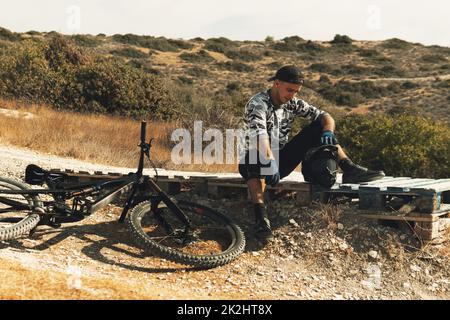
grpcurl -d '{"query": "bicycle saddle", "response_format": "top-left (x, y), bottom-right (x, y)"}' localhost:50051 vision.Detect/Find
top-left (25, 164), bottom-right (68, 186)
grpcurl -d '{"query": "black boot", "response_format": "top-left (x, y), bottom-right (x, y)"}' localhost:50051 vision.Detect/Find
top-left (339, 158), bottom-right (385, 183)
top-left (254, 203), bottom-right (272, 242)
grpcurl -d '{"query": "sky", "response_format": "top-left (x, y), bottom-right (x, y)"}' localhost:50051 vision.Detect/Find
top-left (1, 0), bottom-right (449, 46)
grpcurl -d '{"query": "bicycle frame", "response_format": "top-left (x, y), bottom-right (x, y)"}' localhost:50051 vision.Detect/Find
top-left (0, 121), bottom-right (191, 228)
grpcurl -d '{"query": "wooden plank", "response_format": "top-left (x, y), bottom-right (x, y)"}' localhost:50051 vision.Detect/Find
top-left (410, 179), bottom-right (450, 193)
top-left (359, 213), bottom-right (433, 222)
top-left (194, 179), bottom-right (209, 196)
top-left (359, 192), bottom-right (386, 210)
top-left (358, 178), bottom-right (417, 191)
top-left (158, 181), bottom-right (181, 195)
top-left (358, 210), bottom-right (448, 222)
top-left (207, 182), bottom-right (247, 188)
top-left (108, 172), bottom-right (123, 176)
top-left (297, 189), bottom-right (312, 206)
top-left (335, 177), bottom-right (411, 192)
top-left (361, 176), bottom-right (397, 184)
top-left (384, 179), bottom-right (435, 192)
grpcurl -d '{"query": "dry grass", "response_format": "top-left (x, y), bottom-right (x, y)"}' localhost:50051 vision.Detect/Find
top-left (0, 99), bottom-right (238, 173)
top-left (0, 257), bottom-right (158, 299)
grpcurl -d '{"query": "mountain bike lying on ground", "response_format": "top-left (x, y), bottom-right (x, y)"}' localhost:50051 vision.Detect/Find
top-left (0, 121), bottom-right (245, 268)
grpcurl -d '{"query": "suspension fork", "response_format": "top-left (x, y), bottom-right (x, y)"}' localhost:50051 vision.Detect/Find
top-left (146, 177), bottom-right (191, 226)
top-left (118, 176), bottom-right (191, 227)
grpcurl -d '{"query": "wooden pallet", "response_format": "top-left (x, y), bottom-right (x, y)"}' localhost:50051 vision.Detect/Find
top-left (326, 177), bottom-right (450, 213)
top-left (323, 177), bottom-right (450, 242)
top-left (48, 169), bottom-right (313, 205)
top-left (49, 169), bottom-right (450, 241)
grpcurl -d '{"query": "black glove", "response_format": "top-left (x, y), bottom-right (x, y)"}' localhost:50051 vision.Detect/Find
top-left (321, 130), bottom-right (338, 145)
top-left (264, 159), bottom-right (280, 187)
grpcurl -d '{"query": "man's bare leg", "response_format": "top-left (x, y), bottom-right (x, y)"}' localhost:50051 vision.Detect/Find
top-left (247, 178), bottom-right (272, 241)
top-left (247, 178), bottom-right (266, 203)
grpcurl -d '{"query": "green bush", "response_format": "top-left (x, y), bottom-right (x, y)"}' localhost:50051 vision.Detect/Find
top-left (420, 54), bottom-right (447, 64)
top-left (180, 50), bottom-right (215, 63)
top-left (169, 82), bottom-right (246, 130)
top-left (337, 113), bottom-right (450, 178)
top-left (112, 34), bottom-right (192, 52)
top-left (71, 34), bottom-right (102, 47)
top-left (330, 64), bottom-right (369, 76)
top-left (309, 63), bottom-right (333, 73)
top-left (380, 38), bottom-right (412, 50)
top-left (330, 34), bottom-right (353, 45)
top-left (401, 81), bottom-right (419, 89)
top-left (373, 65), bottom-right (405, 77)
top-left (0, 27), bottom-right (20, 41)
top-left (110, 47), bottom-right (150, 59)
top-left (224, 48), bottom-right (262, 62)
top-left (318, 80), bottom-right (400, 106)
top-left (187, 66), bottom-right (209, 77)
top-left (204, 37), bottom-right (238, 53)
top-left (25, 30), bottom-right (41, 36)
top-left (271, 38), bottom-right (325, 53)
top-left (216, 61), bottom-right (254, 72)
top-left (0, 36), bottom-right (179, 119)
top-left (358, 48), bottom-right (380, 58)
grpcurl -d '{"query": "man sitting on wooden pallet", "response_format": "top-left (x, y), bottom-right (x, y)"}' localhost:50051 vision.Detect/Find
top-left (238, 65), bottom-right (385, 243)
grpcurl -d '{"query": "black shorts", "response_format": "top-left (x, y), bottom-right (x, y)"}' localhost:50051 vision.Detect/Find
top-left (238, 120), bottom-right (323, 181)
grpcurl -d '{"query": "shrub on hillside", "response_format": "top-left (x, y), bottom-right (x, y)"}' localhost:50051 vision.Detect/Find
top-left (372, 65), bottom-right (406, 77)
top-left (330, 34), bottom-right (353, 45)
top-left (187, 66), bottom-right (209, 77)
top-left (271, 37), bottom-right (325, 53)
top-left (180, 50), bottom-right (215, 63)
top-left (204, 37), bottom-right (238, 53)
top-left (330, 64), bottom-right (369, 76)
top-left (110, 47), bottom-right (150, 59)
top-left (318, 80), bottom-right (402, 106)
top-left (380, 38), bottom-right (412, 50)
top-left (337, 113), bottom-right (450, 178)
top-left (216, 61), bottom-right (254, 72)
top-left (358, 48), bottom-right (380, 58)
top-left (71, 34), bottom-right (102, 47)
top-left (169, 82), bottom-right (245, 130)
top-left (224, 48), bottom-right (262, 62)
top-left (0, 27), bottom-right (20, 41)
top-left (309, 63), bottom-right (333, 73)
top-left (420, 54), bottom-right (447, 64)
top-left (112, 34), bottom-right (192, 52)
top-left (0, 36), bottom-right (179, 119)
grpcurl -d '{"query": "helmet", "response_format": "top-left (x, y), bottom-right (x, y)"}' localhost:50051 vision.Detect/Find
top-left (301, 145), bottom-right (338, 188)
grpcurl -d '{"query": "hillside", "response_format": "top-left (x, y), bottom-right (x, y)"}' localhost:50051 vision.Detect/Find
top-left (0, 27), bottom-right (449, 123)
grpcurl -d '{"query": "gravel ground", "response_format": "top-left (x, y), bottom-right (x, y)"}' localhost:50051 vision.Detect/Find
top-left (0, 143), bottom-right (449, 300)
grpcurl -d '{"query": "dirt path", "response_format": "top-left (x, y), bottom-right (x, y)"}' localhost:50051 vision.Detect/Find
top-left (0, 143), bottom-right (449, 300)
top-left (347, 73), bottom-right (450, 83)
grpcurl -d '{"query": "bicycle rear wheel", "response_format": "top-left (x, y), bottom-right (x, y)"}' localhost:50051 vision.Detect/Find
top-left (0, 177), bottom-right (42, 241)
top-left (128, 200), bottom-right (245, 268)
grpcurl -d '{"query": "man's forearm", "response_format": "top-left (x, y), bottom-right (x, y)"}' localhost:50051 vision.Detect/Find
top-left (321, 114), bottom-right (335, 132)
top-left (258, 136), bottom-right (275, 160)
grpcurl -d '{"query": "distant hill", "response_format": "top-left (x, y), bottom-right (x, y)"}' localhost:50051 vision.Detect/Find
top-left (0, 27), bottom-right (449, 124)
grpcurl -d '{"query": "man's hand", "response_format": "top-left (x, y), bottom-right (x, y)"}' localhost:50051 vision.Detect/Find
top-left (321, 130), bottom-right (338, 145)
top-left (264, 159), bottom-right (280, 187)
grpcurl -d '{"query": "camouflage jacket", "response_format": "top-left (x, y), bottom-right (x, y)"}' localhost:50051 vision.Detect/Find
top-left (240, 89), bottom-right (327, 153)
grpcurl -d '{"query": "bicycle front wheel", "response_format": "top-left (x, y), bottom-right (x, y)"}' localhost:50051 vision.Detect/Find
top-left (0, 177), bottom-right (42, 241)
top-left (128, 200), bottom-right (245, 268)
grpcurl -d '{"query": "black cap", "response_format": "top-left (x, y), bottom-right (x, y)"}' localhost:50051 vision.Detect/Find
top-left (267, 65), bottom-right (304, 84)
